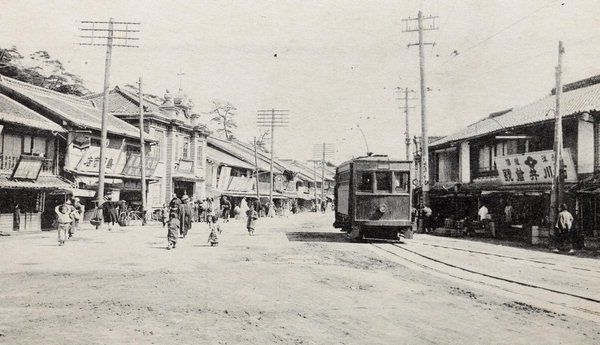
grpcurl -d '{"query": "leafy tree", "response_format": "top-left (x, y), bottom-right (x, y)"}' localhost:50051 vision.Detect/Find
top-left (0, 46), bottom-right (90, 96)
top-left (207, 100), bottom-right (238, 140)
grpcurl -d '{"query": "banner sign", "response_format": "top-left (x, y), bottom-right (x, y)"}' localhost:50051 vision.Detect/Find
top-left (121, 154), bottom-right (160, 177)
top-left (494, 149), bottom-right (577, 184)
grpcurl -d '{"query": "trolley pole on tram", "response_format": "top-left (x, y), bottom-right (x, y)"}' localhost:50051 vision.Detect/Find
top-left (257, 109), bottom-right (289, 204)
top-left (78, 19), bottom-right (140, 206)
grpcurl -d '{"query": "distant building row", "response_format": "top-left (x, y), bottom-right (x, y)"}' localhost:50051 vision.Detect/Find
top-left (0, 75), bottom-right (333, 231)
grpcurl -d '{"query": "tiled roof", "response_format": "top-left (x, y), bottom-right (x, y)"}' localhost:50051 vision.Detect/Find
top-left (207, 146), bottom-right (255, 170)
top-left (0, 94), bottom-right (65, 132)
top-left (279, 159), bottom-right (333, 182)
top-left (84, 86), bottom-right (162, 115)
top-left (0, 76), bottom-right (150, 141)
top-left (430, 81), bottom-right (600, 148)
top-left (0, 173), bottom-right (75, 189)
top-left (208, 137), bottom-right (283, 173)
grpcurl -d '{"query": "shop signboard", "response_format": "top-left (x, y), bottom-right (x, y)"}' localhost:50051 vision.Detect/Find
top-left (11, 154), bottom-right (44, 180)
top-left (76, 146), bottom-right (124, 174)
top-left (494, 149), bottom-right (577, 184)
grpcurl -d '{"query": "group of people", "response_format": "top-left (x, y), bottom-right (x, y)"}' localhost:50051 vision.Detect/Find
top-left (161, 194), bottom-right (259, 250)
top-left (53, 197), bottom-right (85, 246)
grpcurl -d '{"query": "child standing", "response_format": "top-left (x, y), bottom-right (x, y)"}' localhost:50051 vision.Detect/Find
top-left (207, 227), bottom-right (219, 246)
top-left (212, 215), bottom-right (222, 234)
top-left (246, 203), bottom-right (258, 236)
top-left (55, 204), bottom-right (75, 246)
top-left (167, 212), bottom-right (180, 250)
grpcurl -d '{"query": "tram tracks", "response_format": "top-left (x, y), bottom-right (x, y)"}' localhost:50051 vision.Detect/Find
top-left (415, 242), bottom-right (600, 274)
top-left (369, 242), bottom-right (600, 322)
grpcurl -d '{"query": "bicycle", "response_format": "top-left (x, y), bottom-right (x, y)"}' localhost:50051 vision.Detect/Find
top-left (118, 210), bottom-right (144, 226)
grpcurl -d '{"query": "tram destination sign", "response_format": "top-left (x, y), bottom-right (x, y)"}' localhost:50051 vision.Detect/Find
top-left (494, 149), bottom-right (577, 184)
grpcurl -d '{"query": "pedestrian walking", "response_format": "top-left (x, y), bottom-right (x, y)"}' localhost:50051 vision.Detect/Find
top-left (70, 197), bottom-right (85, 238)
top-left (422, 205), bottom-right (433, 233)
top-left (161, 204), bottom-right (169, 228)
top-left (246, 202), bottom-right (258, 236)
top-left (553, 203), bottom-right (574, 253)
top-left (102, 195), bottom-right (118, 231)
top-left (179, 195), bottom-right (192, 238)
top-left (55, 204), bottom-right (75, 246)
top-left (167, 212), bottom-right (180, 250)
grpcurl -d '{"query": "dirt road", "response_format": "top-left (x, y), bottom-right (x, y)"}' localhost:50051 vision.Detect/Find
top-left (0, 213), bottom-right (598, 344)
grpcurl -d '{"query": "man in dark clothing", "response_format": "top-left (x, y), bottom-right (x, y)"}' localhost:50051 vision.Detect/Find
top-left (169, 193), bottom-right (181, 213)
top-left (102, 195), bottom-right (118, 231)
top-left (221, 196), bottom-right (232, 222)
top-left (179, 195), bottom-right (192, 238)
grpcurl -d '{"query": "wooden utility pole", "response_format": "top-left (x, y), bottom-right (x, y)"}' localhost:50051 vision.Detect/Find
top-left (550, 41), bottom-right (565, 223)
top-left (138, 77), bottom-right (147, 225)
top-left (257, 109), bottom-right (289, 204)
top-left (313, 143), bottom-right (334, 206)
top-left (396, 87), bottom-right (417, 160)
top-left (403, 11), bottom-right (438, 208)
top-left (253, 137), bottom-right (261, 210)
top-left (79, 19), bottom-right (140, 206)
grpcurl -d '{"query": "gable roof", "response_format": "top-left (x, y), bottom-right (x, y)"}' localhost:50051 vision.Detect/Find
top-left (430, 80), bottom-right (600, 148)
top-left (206, 146), bottom-right (255, 170)
top-left (0, 75), bottom-right (152, 141)
top-left (208, 137), bottom-right (284, 174)
top-left (0, 93), bottom-right (65, 132)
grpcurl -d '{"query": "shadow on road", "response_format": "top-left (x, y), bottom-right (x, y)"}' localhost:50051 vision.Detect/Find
top-left (285, 231), bottom-right (352, 243)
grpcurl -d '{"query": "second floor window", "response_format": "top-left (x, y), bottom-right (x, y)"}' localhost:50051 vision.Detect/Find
top-left (478, 146), bottom-right (492, 172)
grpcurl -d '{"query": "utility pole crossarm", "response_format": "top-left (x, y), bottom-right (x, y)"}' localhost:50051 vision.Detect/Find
top-left (256, 109), bottom-right (289, 204)
top-left (78, 18), bottom-right (140, 206)
top-left (402, 10), bottom-right (439, 211)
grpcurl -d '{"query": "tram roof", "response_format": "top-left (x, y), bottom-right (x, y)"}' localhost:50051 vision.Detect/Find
top-left (337, 155), bottom-right (410, 169)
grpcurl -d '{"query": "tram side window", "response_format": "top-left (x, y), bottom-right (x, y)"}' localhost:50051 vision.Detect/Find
top-left (375, 171), bottom-right (392, 192)
top-left (393, 172), bottom-right (409, 193)
top-left (358, 172), bottom-right (373, 192)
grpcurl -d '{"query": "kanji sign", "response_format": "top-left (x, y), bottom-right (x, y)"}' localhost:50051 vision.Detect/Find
top-left (76, 146), bottom-right (124, 174)
top-left (494, 149), bottom-right (576, 184)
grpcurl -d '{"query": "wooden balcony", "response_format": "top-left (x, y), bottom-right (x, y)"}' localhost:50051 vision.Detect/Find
top-left (0, 154), bottom-right (55, 174)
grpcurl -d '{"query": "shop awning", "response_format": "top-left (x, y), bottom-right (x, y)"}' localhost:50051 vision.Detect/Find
top-left (74, 176), bottom-right (123, 187)
top-left (0, 174), bottom-right (75, 190)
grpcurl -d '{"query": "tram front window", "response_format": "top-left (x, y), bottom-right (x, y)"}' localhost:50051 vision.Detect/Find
top-left (358, 172), bottom-right (373, 192)
top-left (376, 171), bottom-right (392, 192)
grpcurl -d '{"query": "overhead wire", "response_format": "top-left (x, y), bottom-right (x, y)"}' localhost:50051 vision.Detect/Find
top-left (444, 31), bottom-right (600, 87)
top-left (439, 0), bottom-right (561, 67)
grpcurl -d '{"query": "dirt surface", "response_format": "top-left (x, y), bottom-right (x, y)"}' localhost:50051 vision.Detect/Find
top-left (0, 213), bottom-right (598, 344)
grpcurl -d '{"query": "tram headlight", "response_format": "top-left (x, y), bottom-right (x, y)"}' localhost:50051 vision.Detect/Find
top-left (378, 204), bottom-right (388, 213)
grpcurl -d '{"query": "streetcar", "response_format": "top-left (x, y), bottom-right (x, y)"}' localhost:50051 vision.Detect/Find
top-left (333, 154), bottom-right (413, 241)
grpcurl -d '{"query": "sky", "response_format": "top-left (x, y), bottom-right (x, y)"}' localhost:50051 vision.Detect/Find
top-left (2, 0), bottom-right (599, 164)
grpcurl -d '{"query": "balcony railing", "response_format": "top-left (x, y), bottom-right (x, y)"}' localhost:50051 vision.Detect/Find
top-left (0, 154), bottom-right (55, 174)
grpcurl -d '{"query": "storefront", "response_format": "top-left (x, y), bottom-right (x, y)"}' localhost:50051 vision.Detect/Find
top-left (0, 173), bottom-right (74, 232)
